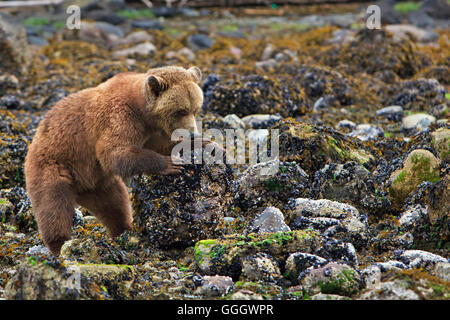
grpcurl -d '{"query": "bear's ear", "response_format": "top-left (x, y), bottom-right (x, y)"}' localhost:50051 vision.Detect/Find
top-left (147, 75), bottom-right (169, 96)
top-left (188, 66), bottom-right (202, 84)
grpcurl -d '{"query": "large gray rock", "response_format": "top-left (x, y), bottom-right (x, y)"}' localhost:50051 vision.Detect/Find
top-left (396, 250), bottom-right (447, 270)
top-left (312, 162), bottom-right (390, 216)
top-left (434, 262), bottom-right (450, 282)
top-left (403, 113), bottom-right (436, 131)
top-left (233, 160), bottom-right (309, 215)
top-left (131, 156), bottom-right (233, 248)
top-left (399, 204), bottom-right (428, 230)
top-left (288, 198), bottom-right (369, 246)
top-left (248, 207), bottom-right (291, 234)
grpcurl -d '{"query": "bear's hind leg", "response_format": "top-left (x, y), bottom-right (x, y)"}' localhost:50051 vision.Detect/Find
top-left (76, 177), bottom-right (133, 238)
top-left (28, 173), bottom-right (76, 255)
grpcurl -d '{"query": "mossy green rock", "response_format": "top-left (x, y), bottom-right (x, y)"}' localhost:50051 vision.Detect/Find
top-left (432, 128), bottom-right (450, 162)
top-left (389, 149), bottom-right (441, 208)
top-left (300, 262), bottom-right (361, 297)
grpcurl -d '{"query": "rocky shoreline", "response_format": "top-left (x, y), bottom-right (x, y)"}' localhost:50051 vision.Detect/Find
top-left (0, 0), bottom-right (449, 300)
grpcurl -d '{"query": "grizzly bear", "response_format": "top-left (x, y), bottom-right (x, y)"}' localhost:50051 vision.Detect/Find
top-left (24, 66), bottom-right (209, 255)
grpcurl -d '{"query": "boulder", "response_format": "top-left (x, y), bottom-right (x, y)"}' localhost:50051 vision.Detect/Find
top-left (131, 156), bottom-right (233, 248)
top-left (389, 149), bottom-right (441, 207)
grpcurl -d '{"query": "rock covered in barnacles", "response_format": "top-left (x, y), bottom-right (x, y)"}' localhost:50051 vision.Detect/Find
top-left (389, 78), bottom-right (446, 112)
top-left (287, 198), bottom-right (369, 247)
top-left (130, 152), bottom-right (233, 248)
top-left (0, 111), bottom-right (37, 189)
top-left (232, 159), bottom-right (309, 215)
top-left (285, 252), bottom-right (327, 284)
top-left (241, 253), bottom-right (281, 282)
top-left (202, 74), bottom-right (308, 118)
top-left (311, 162), bottom-right (390, 216)
top-left (0, 187), bottom-right (35, 232)
top-left (274, 118), bottom-right (375, 176)
top-left (404, 174), bottom-right (449, 223)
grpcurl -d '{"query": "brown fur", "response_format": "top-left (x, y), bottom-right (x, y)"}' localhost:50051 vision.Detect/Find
top-left (24, 66), bottom-right (204, 255)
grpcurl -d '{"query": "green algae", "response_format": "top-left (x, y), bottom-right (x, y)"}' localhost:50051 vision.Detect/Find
top-left (410, 153), bottom-right (440, 183)
top-left (393, 2), bottom-right (421, 14)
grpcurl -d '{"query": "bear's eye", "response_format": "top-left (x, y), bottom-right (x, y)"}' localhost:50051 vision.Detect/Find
top-left (175, 110), bottom-right (188, 117)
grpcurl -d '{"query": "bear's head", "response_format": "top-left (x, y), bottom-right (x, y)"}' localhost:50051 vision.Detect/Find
top-left (144, 66), bottom-right (203, 138)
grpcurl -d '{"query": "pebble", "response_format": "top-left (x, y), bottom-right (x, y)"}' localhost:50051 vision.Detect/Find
top-left (117, 31), bottom-right (153, 46)
top-left (187, 34), bottom-right (214, 51)
top-left (347, 124), bottom-right (384, 141)
top-left (376, 105), bottom-right (403, 122)
top-left (255, 59), bottom-right (278, 69)
top-left (177, 47), bottom-right (195, 62)
top-left (313, 96), bottom-right (336, 112)
top-left (95, 21), bottom-right (125, 38)
top-left (290, 198), bottom-right (368, 241)
top-left (403, 113), bottom-right (436, 131)
top-left (229, 290), bottom-right (263, 300)
top-left (26, 245), bottom-right (50, 256)
top-left (0, 94), bottom-right (21, 109)
top-left (222, 114), bottom-right (245, 129)
top-left (261, 43), bottom-right (274, 60)
top-left (336, 119), bottom-right (356, 131)
top-left (241, 114), bottom-right (282, 129)
top-left (112, 42), bottom-right (156, 58)
top-left (28, 36), bottom-right (48, 46)
top-left (300, 262), bottom-right (361, 296)
top-left (399, 204), bottom-right (428, 229)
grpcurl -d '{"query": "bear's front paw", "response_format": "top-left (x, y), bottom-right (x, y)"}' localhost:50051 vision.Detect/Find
top-left (161, 155), bottom-right (184, 175)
